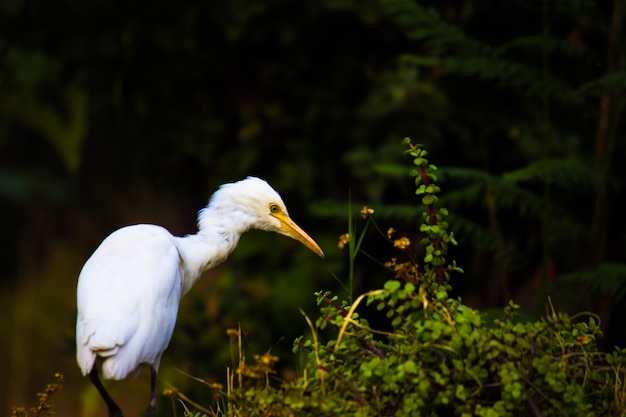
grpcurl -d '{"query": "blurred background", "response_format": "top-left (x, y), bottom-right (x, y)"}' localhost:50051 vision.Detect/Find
top-left (1, 0), bottom-right (625, 415)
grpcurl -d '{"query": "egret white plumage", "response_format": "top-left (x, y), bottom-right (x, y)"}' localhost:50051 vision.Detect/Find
top-left (76, 177), bottom-right (324, 417)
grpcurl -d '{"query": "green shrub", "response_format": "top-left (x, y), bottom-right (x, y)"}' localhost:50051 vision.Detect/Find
top-left (170, 138), bottom-right (625, 416)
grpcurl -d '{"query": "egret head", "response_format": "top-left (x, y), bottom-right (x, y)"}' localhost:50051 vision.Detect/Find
top-left (203, 177), bottom-right (324, 258)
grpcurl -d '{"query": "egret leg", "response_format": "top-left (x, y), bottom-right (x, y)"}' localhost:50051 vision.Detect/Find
top-left (88, 368), bottom-right (124, 417)
top-left (146, 368), bottom-right (157, 417)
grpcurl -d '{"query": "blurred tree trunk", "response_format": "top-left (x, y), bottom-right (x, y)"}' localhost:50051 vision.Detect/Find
top-left (590, 0), bottom-right (625, 340)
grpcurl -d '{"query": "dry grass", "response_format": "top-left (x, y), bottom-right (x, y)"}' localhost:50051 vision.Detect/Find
top-left (11, 373), bottom-right (64, 417)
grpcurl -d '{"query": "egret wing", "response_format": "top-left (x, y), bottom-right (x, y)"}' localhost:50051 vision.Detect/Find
top-left (76, 225), bottom-right (183, 379)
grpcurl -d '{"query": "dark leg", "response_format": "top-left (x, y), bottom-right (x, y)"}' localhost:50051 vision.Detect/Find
top-left (146, 368), bottom-right (157, 417)
top-left (88, 368), bottom-right (124, 417)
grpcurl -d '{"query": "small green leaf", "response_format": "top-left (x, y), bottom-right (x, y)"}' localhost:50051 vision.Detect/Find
top-left (385, 280), bottom-right (402, 292)
top-left (422, 195), bottom-right (436, 205)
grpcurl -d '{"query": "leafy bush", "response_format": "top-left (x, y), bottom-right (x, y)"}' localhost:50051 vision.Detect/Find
top-left (169, 139), bottom-right (625, 416)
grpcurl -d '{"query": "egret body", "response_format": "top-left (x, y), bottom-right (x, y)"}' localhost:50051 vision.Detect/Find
top-left (76, 177), bottom-right (324, 417)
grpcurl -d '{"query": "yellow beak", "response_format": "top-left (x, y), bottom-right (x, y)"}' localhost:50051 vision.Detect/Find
top-left (271, 212), bottom-right (325, 258)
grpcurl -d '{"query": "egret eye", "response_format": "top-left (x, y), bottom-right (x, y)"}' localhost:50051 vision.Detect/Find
top-left (269, 203), bottom-right (281, 214)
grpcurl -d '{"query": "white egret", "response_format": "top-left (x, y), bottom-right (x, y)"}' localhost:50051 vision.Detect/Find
top-left (76, 177), bottom-right (324, 417)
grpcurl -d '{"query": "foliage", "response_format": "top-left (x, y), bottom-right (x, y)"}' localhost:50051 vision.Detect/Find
top-left (559, 263), bottom-right (626, 304)
top-left (336, 0), bottom-right (626, 320)
top-left (169, 140), bottom-right (626, 416)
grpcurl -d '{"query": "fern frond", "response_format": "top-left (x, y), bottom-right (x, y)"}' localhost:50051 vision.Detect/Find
top-left (400, 53), bottom-right (575, 103)
top-left (380, 0), bottom-right (487, 55)
top-left (438, 166), bottom-right (496, 182)
top-left (437, 183), bottom-right (485, 209)
top-left (372, 162), bottom-right (414, 177)
top-left (494, 36), bottom-right (589, 60)
top-left (502, 157), bottom-right (597, 188)
top-left (438, 167), bottom-right (548, 216)
top-left (446, 214), bottom-right (522, 268)
top-left (574, 72), bottom-right (626, 99)
top-left (439, 166), bottom-right (586, 243)
top-left (551, 0), bottom-right (605, 22)
top-left (558, 263), bottom-right (626, 303)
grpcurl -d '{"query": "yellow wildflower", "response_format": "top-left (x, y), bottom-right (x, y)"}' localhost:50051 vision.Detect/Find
top-left (255, 353), bottom-right (280, 367)
top-left (338, 233), bottom-right (350, 249)
top-left (577, 335), bottom-right (591, 345)
top-left (226, 328), bottom-right (240, 338)
top-left (393, 237), bottom-right (411, 250)
top-left (385, 258), bottom-right (419, 283)
top-left (387, 227), bottom-right (396, 239)
top-left (360, 206), bottom-right (374, 218)
top-left (209, 382), bottom-right (224, 391)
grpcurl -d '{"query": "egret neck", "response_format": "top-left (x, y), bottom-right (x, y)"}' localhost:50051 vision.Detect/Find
top-left (174, 204), bottom-right (256, 295)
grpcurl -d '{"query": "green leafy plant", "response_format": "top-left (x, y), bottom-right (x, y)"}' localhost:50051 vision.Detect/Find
top-left (170, 139), bottom-right (625, 416)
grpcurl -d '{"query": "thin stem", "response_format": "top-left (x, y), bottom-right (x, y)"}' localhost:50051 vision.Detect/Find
top-left (318, 364), bottom-right (368, 407)
top-left (348, 194), bottom-right (355, 302)
top-left (419, 164), bottom-right (444, 285)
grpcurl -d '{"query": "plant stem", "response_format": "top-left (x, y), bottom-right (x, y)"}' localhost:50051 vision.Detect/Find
top-left (419, 164), bottom-right (444, 285)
